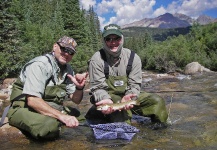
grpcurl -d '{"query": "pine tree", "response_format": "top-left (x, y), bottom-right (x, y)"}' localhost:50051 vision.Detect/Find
top-left (86, 6), bottom-right (102, 52)
top-left (63, 0), bottom-right (86, 44)
top-left (0, 0), bottom-right (22, 78)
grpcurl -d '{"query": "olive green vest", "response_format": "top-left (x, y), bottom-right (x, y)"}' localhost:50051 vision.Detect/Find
top-left (10, 78), bottom-right (67, 110)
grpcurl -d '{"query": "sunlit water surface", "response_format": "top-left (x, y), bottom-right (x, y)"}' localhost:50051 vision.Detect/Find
top-left (1, 72), bottom-right (217, 150)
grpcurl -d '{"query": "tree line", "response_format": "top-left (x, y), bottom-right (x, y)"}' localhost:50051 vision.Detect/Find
top-left (123, 23), bottom-right (217, 72)
top-left (0, 0), bottom-right (102, 78)
top-left (0, 0), bottom-right (216, 79)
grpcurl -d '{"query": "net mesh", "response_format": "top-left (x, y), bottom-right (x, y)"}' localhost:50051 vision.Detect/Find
top-left (90, 122), bottom-right (139, 140)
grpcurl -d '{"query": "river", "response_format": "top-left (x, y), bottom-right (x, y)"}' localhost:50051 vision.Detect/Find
top-left (0, 71), bottom-right (217, 150)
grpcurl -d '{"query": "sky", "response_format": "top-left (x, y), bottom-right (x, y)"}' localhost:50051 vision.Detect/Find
top-left (79, 0), bottom-right (217, 29)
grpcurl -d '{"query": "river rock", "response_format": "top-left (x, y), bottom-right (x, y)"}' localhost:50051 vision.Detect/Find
top-left (184, 62), bottom-right (213, 75)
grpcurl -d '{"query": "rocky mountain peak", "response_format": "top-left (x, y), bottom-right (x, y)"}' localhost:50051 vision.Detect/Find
top-left (121, 13), bottom-right (216, 29)
top-left (196, 15), bottom-right (214, 25)
top-left (157, 13), bottom-right (175, 21)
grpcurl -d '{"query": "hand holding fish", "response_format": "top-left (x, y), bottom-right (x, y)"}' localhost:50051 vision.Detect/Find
top-left (121, 93), bottom-right (138, 110)
top-left (96, 99), bottom-right (114, 114)
top-left (96, 94), bottom-right (140, 112)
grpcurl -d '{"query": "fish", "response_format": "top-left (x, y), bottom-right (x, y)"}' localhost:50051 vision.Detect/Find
top-left (96, 100), bottom-right (140, 111)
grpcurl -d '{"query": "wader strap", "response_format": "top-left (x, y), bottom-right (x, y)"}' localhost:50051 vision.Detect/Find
top-left (0, 105), bottom-right (10, 127)
top-left (11, 94), bottom-right (26, 102)
top-left (126, 51), bottom-right (135, 76)
top-left (45, 55), bottom-right (56, 85)
top-left (99, 49), bottom-right (109, 79)
top-left (99, 49), bottom-right (135, 78)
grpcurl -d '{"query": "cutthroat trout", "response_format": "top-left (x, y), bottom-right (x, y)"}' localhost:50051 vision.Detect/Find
top-left (97, 100), bottom-right (140, 111)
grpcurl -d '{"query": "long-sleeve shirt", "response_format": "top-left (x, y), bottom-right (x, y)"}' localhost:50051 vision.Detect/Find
top-left (88, 48), bottom-right (142, 102)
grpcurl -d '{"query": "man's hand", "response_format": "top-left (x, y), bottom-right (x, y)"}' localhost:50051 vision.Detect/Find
top-left (96, 99), bottom-right (114, 115)
top-left (59, 114), bottom-right (79, 128)
top-left (121, 93), bottom-right (138, 110)
top-left (67, 72), bottom-right (88, 89)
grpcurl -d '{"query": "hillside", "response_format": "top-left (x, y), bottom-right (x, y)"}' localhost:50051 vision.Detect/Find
top-left (122, 26), bottom-right (191, 41)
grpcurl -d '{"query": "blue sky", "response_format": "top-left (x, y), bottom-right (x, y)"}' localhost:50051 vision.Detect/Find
top-left (79, 0), bottom-right (217, 28)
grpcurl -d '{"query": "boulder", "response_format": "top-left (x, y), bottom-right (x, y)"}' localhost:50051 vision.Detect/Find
top-left (184, 62), bottom-right (213, 75)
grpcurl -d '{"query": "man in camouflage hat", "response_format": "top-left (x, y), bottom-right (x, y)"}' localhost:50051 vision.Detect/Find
top-left (7, 36), bottom-right (88, 140)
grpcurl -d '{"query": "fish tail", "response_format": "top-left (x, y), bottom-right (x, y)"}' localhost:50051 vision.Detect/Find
top-left (135, 100), bottom-right (140, 105)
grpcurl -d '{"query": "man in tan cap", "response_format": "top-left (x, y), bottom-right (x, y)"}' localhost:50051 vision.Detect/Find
top-left (7, 36), bottom-right (88, 140)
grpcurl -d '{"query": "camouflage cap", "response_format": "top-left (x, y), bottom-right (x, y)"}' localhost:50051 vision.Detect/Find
top-left (57, 36), bottom-right (77, 53)
top-left (102, 24), bottom-right (122, 38)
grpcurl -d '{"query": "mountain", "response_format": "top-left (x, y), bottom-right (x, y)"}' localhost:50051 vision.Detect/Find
top-left (196, 15), bottom-right (215, 25)
top-left (121, 13), bottom-right (216, 29)
top-left (173, 13), bottom-right (194, 24)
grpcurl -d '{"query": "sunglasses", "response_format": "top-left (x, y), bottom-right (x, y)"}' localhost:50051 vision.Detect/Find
top-left (105, 37), bottom-right (121, 42)
top-left (57, 43), bottom-right (75, 55)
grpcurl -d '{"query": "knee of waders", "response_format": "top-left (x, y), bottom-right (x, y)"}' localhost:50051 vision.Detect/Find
top-left (149, 94), bottom-right (166, 107)
top-left (31, 118), bottom-right (61, 140)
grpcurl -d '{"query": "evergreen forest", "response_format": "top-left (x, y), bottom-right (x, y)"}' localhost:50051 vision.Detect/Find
top-left (0, 0), bottom-right (217, 79)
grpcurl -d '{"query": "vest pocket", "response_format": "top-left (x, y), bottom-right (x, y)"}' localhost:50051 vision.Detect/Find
top-left (55, 91), bottom-right (66, 103)
top-left (44, 84), bottom-right (67, 104)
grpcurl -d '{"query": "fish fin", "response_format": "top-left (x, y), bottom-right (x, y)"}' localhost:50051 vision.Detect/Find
top-left (135, 100), bottom-right (140, 105)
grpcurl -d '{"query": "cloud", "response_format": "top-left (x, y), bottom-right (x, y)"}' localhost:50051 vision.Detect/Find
top-left (153, 6), bottom-right (167, 17)
top-left (163, 0), bottom-right (217, 18)
top-left (79, 0), bottom-right (217, 28)
top-left (96, 0), bottom-right (156, 27)
top-left (96, 0), bottom-right (123, 16)
top-left (79, 0), bottom-right (96, 10)
top-left (98, 16), bottom-right (106, 27)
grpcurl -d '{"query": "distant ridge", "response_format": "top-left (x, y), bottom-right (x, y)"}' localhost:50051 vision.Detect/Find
top-left (121, 13), bottom-right (217, 29)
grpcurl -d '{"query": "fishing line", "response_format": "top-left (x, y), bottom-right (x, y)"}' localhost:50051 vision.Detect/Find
top-left (167, 93), bottom-right (173, 125)
top-left (168, 93), bottom-right (173, 117)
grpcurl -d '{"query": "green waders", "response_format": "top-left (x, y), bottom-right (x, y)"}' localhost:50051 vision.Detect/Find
top-left (7, 79), bottom-right (77, 139)
top-left (85, 75), bottom-right (168, 124)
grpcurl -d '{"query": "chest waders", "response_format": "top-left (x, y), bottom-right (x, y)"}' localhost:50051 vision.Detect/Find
top-left (86, 49), bottom-right (168, 125)
top-left (7, 56), bottom-right (70, 139)
top-left (85, 49), bottom-right (135, 124)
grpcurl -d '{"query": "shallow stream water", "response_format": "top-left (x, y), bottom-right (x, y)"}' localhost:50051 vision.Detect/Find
top-left (0, 72), bottom-right (217, 150)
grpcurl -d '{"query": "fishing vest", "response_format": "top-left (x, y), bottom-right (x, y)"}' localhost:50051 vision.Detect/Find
top-left (99, 49), bottom-right (135, 103)
top-left (10, 56), bottom-right (68, 110)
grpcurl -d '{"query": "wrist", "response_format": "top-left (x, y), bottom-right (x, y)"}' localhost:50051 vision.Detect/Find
top-left (76, 86), bottom-right (85, 90)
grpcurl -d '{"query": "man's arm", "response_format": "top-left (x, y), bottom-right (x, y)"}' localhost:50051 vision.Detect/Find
top-left (125, 53), bottom-right (142, 96)
top-left (68, 89), bottom-right (83, 104)
top-left (67, 72), bottom-right (88, 104)
top-left (88, 57), bottom-right (112, 102)
top-left (27, 95), bottom-right (79, 127)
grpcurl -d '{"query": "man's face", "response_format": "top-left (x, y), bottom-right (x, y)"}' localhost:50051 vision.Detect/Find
top-left (104, 34), bottom-right (122, 52)
top-left (53, 43), bottom-right (74, 65)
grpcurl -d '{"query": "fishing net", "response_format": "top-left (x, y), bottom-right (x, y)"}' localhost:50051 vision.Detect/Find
top-left (90, 122), bottom-right (139, 140)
